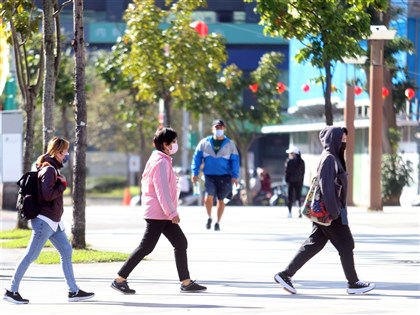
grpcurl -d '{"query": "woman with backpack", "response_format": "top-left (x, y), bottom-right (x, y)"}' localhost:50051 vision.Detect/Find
top-left (3, 137), bottom-right (94, 304)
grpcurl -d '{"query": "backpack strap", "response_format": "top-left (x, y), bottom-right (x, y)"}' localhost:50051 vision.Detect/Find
top-left (317, 153), bottom-right (338, 175)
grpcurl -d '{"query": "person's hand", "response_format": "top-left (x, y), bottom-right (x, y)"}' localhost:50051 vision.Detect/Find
top-left (172, 215), bottom-right (180, 224)
top-left (231, 178), bottom-right (238, 186)
top-left (58, 174), bottom-right (67, 187)
top-left (192, 176), bottom-right (199, 184)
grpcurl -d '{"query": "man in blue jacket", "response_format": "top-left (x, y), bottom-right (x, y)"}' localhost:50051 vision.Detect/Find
top-left (191, 120), bottom-right (240, 231)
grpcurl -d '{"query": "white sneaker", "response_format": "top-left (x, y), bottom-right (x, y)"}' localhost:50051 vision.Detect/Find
top-left (287, 213), bottom-right (292, 218)
top-left (347, 281), bottom-right (375, 294)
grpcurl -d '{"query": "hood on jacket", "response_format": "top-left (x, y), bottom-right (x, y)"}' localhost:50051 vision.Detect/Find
top-left (319, 126), bottom-right (345, 157)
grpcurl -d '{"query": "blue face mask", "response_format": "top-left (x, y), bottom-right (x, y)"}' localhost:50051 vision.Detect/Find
top-left (63, 153), bottom-right (70, 164)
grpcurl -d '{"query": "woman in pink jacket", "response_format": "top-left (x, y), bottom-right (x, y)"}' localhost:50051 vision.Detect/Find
top-left (111, 127), bottom-right (207, 294)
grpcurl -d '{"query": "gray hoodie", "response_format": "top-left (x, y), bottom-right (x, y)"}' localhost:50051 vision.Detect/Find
top-left (318, 126), bottom-right (348, 224)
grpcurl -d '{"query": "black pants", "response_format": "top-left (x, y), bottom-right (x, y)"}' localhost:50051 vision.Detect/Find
top-left (287, 182), bottom-right (303, 211)
top-left (283, 218), bottom-right (359, 284)
top-left (118, 219), bottom-right (190, 281)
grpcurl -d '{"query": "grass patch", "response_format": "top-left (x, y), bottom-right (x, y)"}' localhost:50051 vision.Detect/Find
top-left (0, 228), bottom-right (32, 239)
top-left (36, 249), bottom-right (130, 264)
top-left (0, 228), bottom-right (129, 264)
top-left (0, 229), bottom-right (53, 248)
top-left (87, 186), bottom-right (140, 198)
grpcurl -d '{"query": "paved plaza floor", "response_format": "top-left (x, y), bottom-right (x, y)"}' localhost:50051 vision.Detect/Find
top-left (1, 204), bottom-right (419, 314)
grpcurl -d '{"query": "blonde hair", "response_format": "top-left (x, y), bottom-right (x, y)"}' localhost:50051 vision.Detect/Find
top-left (36, 136), bottom-right (70, 165)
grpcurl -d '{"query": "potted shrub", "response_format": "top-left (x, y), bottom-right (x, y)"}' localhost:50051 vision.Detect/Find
top-left (381, 154), bottom-right (413, 206)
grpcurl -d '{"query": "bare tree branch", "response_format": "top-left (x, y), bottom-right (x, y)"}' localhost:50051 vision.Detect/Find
top-left (54, 0), bottom-right (73, 17)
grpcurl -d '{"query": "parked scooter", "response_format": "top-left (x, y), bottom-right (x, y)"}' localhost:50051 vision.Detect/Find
top-left (269, 182), bottom-right (287, 206)
top-left (269, 182), bottom-right (309, 207)
top-left (225, 182), bottom-right (243, 206)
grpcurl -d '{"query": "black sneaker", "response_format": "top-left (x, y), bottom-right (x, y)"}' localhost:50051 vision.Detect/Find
top-left (274, 272), bottom-right (297, 294)
top-left (206, 218), bottom-right (212, 230)
top-left (347, 281), bottom-right (375, 294)
top-left (214, 222), bottom-right (220, 231)
top-left (180, 280), bottom-right (207, 293)
top-left (3, 289), bottom-right (29, 304)
top-left (111, 280), bottom-right (136, 294)
top-left (68, 289), bottom-right (95, 302)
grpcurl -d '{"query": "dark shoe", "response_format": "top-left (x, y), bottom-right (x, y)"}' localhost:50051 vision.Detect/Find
top-left (111, 280), bottom-right (136, 294)
top-left (206, 218), bottom-right (212, 229)
top-left (180, 280), bottom-right (207, 293)
top-left (274, 272), bottom-right (297, 294)
top-left (68, 289), bottom-right (95, 302)
top-left (347, 281), bottom-right (375, 294)
top-left (3, 289), bottom-right (29, 304)
top-left (214, 222), bottom-right (220, 231)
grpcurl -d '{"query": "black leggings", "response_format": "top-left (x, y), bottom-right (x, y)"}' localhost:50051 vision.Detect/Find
top-left (287, 182), bottom-right (303, 211)
top-left (117, 219), bottom-right (190, 281)
top-left (283, 219), bottom-right (359, 284)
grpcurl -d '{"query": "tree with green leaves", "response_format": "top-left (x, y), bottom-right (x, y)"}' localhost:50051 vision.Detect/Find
top-left (0, 0), bottom-right (43, 174)
top-left (95, 36), bottom-right (159, 191)
top-left (122, 0), bottom-right (226, 126)
top-left (208, 52), bottom-right (285, 204)
top-left (1, 0), bottom-right (43, 229)
top-left (246, 0), bottom-right (388, 125)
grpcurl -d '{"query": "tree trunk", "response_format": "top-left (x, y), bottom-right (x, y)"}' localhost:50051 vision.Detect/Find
top-left (164, 94), bottom-right (172, 127)
top-left (16, 90), bottom-right (37, 229)
top-left (324, 61), bottom-right (333, 125)
top-left (71, 0), bottom-right (87, 249)
top-left (138, 116), bottom-right (146, 195)
top-left (62, 104), bottom-right (74, 191)
top-left (42, 0), bottom-right (56, 151)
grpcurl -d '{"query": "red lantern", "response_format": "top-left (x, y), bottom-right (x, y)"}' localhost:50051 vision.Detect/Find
top-left (249, 83), bottom-right (259, 93)
top-left (405, 88), bottom-right (415, 100)
top-left (382, 87), bottom-right (389, 98)
top-left (277, 82), bottom-right (286, 94)
top-left (302, 84), bottom-right (310, 93)
top-left (191, 20), bottom-right (208, 37)
top-left (354, 86), bottom-right (363, 95)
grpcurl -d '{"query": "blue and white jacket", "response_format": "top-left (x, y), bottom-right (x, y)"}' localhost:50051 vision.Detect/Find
top-left (191, 135), bottom-right (240, 179)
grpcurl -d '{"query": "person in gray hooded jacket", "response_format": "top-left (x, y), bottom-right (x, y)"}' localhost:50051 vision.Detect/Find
top-left (273, 126), bottom-right (375, 295)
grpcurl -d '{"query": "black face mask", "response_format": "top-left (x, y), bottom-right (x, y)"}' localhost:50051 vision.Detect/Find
top-left (340, 142), bottom-right (347, 151)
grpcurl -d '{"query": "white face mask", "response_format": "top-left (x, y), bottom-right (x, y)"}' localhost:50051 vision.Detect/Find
top-left (213, 129), bottom-right (224, 137)
top-left (169, 142), bottom-right (178, 155)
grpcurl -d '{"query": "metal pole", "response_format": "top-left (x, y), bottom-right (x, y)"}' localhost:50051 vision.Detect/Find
top-left (344, 80), bottom-right (355, 206)
top-left (368, 39), bottom-right (384, 211)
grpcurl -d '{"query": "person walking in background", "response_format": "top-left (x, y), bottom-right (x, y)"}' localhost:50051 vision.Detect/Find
top-left (274, 126), bottom-right (375, 295)
top-left (284, 145), bottom-right (305, 218)
top-left (191, 119), bottom-right (240, 231)
top-left (257, 167), bottom-right (272, 198)
top-left (3, 137), bottom-right (95, 304)
top-left (111, 127), bottom-right (207, 294)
